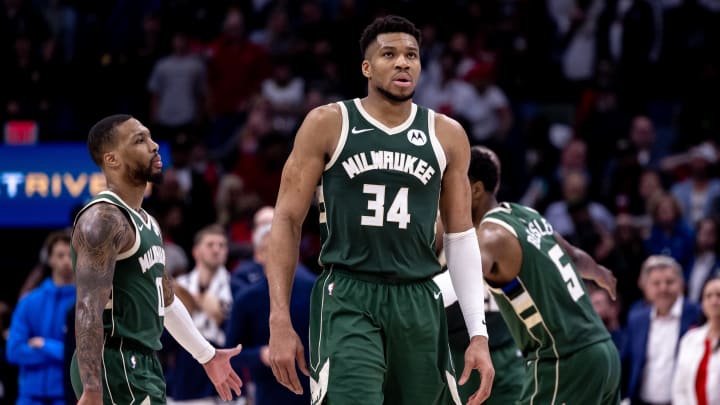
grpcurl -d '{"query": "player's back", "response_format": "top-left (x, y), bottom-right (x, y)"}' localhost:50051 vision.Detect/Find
top-left (482, 202), bottom-right (609, 360)
top-left (318, 98), bottom-right (445, 280)
top-left (72, 191), bottom-right (166, 351)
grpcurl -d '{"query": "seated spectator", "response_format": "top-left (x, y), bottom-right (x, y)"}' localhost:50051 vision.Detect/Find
top-left (670, 143), bottom-right (720, 225)
top-left (544, 169), bottom-right (615, 238)
top-left (590, 284), bottom-right (623, 350)
top-left (688, 217), bottom-right (720, 303)
top-left (672, 275), bottom-right (720, 405)
top-left (622, 255), bottom-right (701, 404)
top-left (644, 193), bottom-right (696, 272)
top-left (166, 224), bottom-right (233, 404)
top-left (225, 222), bottom-right (315, 405)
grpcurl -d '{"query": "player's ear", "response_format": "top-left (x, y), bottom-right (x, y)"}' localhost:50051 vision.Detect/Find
top-left (104, 151), bottom-right (119, 168)
top-left (361, 59), bottom-right (371, 79)
top-left (471, 181), bottom-right (485, 199)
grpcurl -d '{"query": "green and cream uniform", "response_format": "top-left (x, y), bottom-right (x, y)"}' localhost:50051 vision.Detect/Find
top-left (482, 202), bottom-right (621, 405)
top-left (70, 190), bottom-right (167, 404)
top-left (310, 99), bottom-right (458, 404)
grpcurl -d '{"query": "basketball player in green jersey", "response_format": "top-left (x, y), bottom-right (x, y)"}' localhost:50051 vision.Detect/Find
top-left (70, 115), bottom-right (243, 404)
top-left (266, 15), bottom-right (494, 405)
top-left (470, 146), bottom-right (621, 405)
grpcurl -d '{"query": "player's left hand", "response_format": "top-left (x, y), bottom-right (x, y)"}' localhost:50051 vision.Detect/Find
top-left (596, 265), bottom-right (617, 301)
top-left (461, 335), bottom-right (494, 405)
top-left (202, 344), bottom-right (243, 401)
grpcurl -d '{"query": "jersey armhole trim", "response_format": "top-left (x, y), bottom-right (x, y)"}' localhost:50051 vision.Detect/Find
top-left (79, 198), bottom-right (141, 260)
top-left (324, 101), bottom-right (349, 171)
top-left (480, 217), bottom-right (518, 238)
top-left (428, 109), bottom-right (447, 175)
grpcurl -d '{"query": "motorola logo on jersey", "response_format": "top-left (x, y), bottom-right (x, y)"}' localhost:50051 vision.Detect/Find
top-left (407, 129), bottom-right (427, 146)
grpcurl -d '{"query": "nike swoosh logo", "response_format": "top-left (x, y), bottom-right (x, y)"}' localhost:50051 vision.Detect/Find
top-left (137, 223), bottom-right (144, 232)
top-left (351, 126), bottom-right (373, 134)
top-left (433, 291), bottom-right (442, 300)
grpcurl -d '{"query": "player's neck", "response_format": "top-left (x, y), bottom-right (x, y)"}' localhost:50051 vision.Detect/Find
top-left (106, 182), bottom-right (147, 211)
top-left (360, 95), bottom-right (413, 127)
top-left (473, 198), bottom-right (498, 226)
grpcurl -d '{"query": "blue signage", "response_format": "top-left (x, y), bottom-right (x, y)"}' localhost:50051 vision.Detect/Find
top-left (0, 143), bottom-right (171, 228)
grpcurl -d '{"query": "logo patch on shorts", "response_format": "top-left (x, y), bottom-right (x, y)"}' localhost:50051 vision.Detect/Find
top-left (328, 282), bottom-right (335, 296)
top-left (311, 359), bottom-right (330, 405)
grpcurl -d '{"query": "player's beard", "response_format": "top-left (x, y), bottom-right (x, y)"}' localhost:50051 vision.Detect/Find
top-left (131, 162), bottom-right (163, 185)
top-left (377, 85), bottom-right (414, 102)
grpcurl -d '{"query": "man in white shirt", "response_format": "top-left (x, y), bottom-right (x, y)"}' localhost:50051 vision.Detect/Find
top-left (169, 224), bottom-right (234, 404)
top-left (622, 255), bottom-right (701, 405)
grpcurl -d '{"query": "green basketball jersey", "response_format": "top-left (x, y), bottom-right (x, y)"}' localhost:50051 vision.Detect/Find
top-left (482, 202), bottom-right (609, 360)
top-left (72, 191), bottom-right (166, 351)
top-left (317, 99), bottom-right (445, 279)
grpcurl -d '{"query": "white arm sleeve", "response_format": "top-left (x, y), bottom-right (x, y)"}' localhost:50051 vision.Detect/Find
top-left (164, 297), bottom-right (216, 364)
top-left (444, 228), bottom-right (488, 338)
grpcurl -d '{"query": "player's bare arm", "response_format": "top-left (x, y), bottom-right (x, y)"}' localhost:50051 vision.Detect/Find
top-left (435, 114), bottom-right (474, 232)
top-left (554, 232), bottom-right (617, 300)
top-left (477, 222), bottom-right (524, 286)
top-left (161, 272), bottom-right (176, 306)
top-left (266, 103), bottom-right (340, 395)
top-left (73, 203), bottom-right (134, 396)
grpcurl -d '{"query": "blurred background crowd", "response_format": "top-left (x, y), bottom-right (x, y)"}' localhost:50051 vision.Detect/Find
top-left (1, 0), bottom-right (719, 404)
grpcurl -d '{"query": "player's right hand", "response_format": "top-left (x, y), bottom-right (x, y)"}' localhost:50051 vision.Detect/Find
top-left (269, 322), bottom-right (309, 394)
top-left (462, 335), bottom-right (495, 405)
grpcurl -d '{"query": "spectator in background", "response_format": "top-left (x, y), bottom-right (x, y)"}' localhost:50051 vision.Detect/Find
top-left (167, 224), bottom-right (233, 404)
top-left (414, 48), bottom-right (475, 118)
top-left (0, 301), bottom-right (17, 405)
top-left (688, 217), bottom-right (720, 303)
top-left (590, 284), bottom-right (624, 350)
top-left (644, 193), bottom-right (696, 272)
top-left (461, 61), bottom-right (513, 146)
top-left (206, 7), bottom-right (270, 147)
top-left (230, 206), bottom-right (276, 297)
top-left (261, 54), bottom-right (305, 135)
top-left (545, 169), bottom-right (615, 239)
top-left (672, 275), bottom-right (720, 405)
top-left (670, 143), bottom-right (720, 225)
top-left (0, 0), bottom-right (51, 56)
top-left (622, 255), bottom-right (701, 405)
top-left (225, 222), bottom-right (315, 405)
top-left (6, 230), bottom-right (75, 405)
top-left (147, 30), bottom-right (207, 141)
top-left (214, 173), bottom-right (261, 257)
top-left (2, 34), bottom-right (55, 125)
top-left (612, 213), bottom-right (647, 320)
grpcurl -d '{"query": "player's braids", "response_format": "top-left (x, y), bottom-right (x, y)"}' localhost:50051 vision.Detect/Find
top-left (87, 114), bottom-right (133, 167)
top-left (468, 147), bottom-right (499, 194)
top-left (359, 15), bottom-right (421, 57)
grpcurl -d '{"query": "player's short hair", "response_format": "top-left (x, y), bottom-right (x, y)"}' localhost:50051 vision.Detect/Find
top-left (87, 114), bottom-right (133, 167)
top-left (359, 15), bottom-right (421, 57)
top-left (468, 146), bottom-right (500, 195)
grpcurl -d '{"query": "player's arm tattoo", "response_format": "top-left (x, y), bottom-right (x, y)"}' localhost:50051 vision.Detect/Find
top-left (161, 272), bottom-right (176, 306)
top-left (73, 203), bottom-right (134, 393)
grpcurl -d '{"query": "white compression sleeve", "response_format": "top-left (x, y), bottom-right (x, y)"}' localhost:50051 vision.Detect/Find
top-left (164, 298), bottom-right (216, 364)
top-left (444, 228), bottom-right (488, 338)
